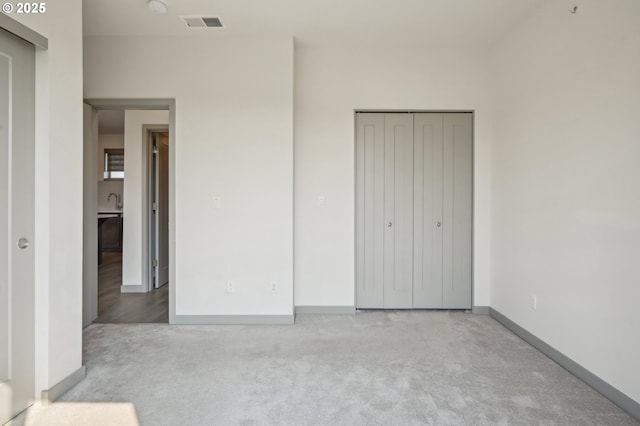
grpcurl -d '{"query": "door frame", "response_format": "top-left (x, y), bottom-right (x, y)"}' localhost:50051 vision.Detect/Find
top-left (83, 99), bottom-right (177, 323)
top-left (145, 126), bottom-right (169, 292)
top-left (353, 110), bottom-right (475, 310)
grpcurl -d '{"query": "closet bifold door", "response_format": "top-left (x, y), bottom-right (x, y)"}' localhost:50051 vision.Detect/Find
top-left (357, 112), bottom-right (471, 310)
top-left (442, 113), bottom-right (472, 308)
top-left (413, 113), bottom-right (444, 308)
top-left (355, 113), bottom-right (385, 308)
top-left (383, 114), bottom-right (414, 308)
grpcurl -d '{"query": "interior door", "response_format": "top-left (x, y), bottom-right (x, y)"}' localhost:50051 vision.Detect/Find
top-left (355, 113), bottom-right (415, 309)
top-left (156, 132), bottom-right (169, 288)
top-left (442, 113), bottom-right (472, 308)
top-left (356, 112), bottom-right (472, 310)
top-left (355, 113), bottom-right (385, 308)
top-left (0, 27), bottom-right (36, 424)
top-left (413, 113), bottom-right (444, 308)
top-left (383, 114), bottom-right (414, 308)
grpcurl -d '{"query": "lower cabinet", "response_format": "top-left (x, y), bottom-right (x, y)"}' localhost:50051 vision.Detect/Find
top-left (101, 216), bottom-right (122, 251)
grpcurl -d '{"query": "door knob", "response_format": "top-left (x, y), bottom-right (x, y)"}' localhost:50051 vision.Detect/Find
top-left (17, 238), bottom-right (29, 249)
top-left (436, 222), bottom-right (441, 228)
top-left (387, 222), bottom-right (393, 228)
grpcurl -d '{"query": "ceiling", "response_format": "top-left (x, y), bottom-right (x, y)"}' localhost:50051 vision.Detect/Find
top-left (98, 110), bottom-right (125, 134)
top-left (83, 0), bottom-right (546, 48)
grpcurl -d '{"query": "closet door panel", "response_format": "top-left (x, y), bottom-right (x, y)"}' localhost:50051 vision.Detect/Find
top-left (384, 114), bottom-right (414, 308)
top-left (443, 113), bottom-right (472, 308)
top-left (413, 113), bottom-right (444, 308)
top-left (356, 113), bottom-right (385, 308)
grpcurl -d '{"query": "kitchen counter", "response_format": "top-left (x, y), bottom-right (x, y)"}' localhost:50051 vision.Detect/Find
top-left (98, 210), bottom-right (122, 217)
top-left (98, 213), bottom-right (119, 219)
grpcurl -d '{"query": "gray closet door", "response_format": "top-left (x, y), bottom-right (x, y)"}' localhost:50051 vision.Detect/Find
top-left (355, 113), bottom-right (385, 308)
top-left (413, 113), bottom-right (444, 308)
top-left (383, 114), bottom-right (413, 309)
top-left (413, 113), bottom-right (472, 308)
top-left (442, 113), bottom-right (472, 308)
top-left (356, 112), bottom-right (471, 310)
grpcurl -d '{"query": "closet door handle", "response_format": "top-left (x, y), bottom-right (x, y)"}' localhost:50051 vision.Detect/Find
top-left (436, 222), bottom-right (441, 228)
top-left (387, 222), bottom-right (393, 228)
top-left (17, 238), bottom-right (29, 249)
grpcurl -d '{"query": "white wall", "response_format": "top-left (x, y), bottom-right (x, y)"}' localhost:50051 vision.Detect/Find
top-left (294, 47), bottom-right (493, 307)
top-left (121, 110), bottom-right (168, 291)
top-left (9, 2), bottom-right (84, 396)
top-left (490, 0), bottom-right (640, 403)
top-left (84, 36), bottom-right (294, 316)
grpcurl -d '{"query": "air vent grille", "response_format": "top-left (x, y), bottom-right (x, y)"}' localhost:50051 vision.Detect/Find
top-left (202, 17), bottom-right (223, 28)
top-left (180, 16), bottom-right (223, 29)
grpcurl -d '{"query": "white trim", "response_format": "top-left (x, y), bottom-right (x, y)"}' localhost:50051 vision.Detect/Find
top-left (120, 284), bottom-right (146, 294)
top-left (84, 99), bottom-right (176, 323)
top-left (0, 13), bottom-right (47, 49)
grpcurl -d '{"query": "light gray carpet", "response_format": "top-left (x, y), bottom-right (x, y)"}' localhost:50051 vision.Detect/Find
top-left (14, 311), bottom-right (640, 425)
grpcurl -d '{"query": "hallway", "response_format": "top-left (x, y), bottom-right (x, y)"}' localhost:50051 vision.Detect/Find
top-left (95, 252), bottom-right (168, 324)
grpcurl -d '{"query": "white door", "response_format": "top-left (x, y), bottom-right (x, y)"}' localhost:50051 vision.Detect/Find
top-left (0, 27), bottom-right (37, 423)
top-left (150, 131), bottom-right (169, 289)
top-left (156, 132), bottom-right (169, 288)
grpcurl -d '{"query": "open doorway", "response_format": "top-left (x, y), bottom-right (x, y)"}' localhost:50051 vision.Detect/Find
top-left (84, 104), bottom-right (172, 324)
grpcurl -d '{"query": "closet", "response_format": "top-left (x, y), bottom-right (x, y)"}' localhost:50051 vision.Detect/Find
top-left (355, 112), bottom-right (472, 309)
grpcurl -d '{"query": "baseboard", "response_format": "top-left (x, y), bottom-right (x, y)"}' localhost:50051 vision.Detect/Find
top-left (489, 308), bottom-right (640, 421)
top-left (472, 305), bottom-right (490, 315)
top-left (120, 284), bottom-right (146, 293)
top-left (295, 305), bottom-right (356, 315)
top-left (41, 366), bottom-right (86, 406)
top-left (171, 314), bottom-right (294, 325)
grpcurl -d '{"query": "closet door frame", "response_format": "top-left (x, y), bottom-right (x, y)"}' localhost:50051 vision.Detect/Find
top-left (354, 110), bottom-right (475, 310)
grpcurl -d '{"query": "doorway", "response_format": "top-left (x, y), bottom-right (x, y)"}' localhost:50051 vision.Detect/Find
top-left (83, 103), bottom-right (173, 324)
top-left (355, 112), bottom-right (473, 310)
top-left (0, 26), bottom-right (37, 423)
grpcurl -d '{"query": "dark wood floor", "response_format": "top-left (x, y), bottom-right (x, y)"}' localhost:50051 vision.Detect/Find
top-left (95, 252), bottom-right (168, 323)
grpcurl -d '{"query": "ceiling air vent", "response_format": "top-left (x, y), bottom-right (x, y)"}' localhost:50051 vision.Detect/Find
top-left (180, 16), bottom-right (223, 28)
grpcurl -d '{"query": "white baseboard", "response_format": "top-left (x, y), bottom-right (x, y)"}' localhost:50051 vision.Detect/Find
top-left (120, 284), bottom-right (146, 293)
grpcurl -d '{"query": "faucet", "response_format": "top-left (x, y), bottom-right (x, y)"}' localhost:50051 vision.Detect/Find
top-left (107, 193), bottom-right (122, 210)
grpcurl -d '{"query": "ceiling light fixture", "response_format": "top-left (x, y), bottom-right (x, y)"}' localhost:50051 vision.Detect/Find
top-left (148, 0), bottom-right (168, 14)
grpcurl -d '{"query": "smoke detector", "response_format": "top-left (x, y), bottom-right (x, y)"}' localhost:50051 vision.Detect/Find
top-left (180, 16), bottom-right (224, 28)
top-left (148, 0), bottom-right (168, 14)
